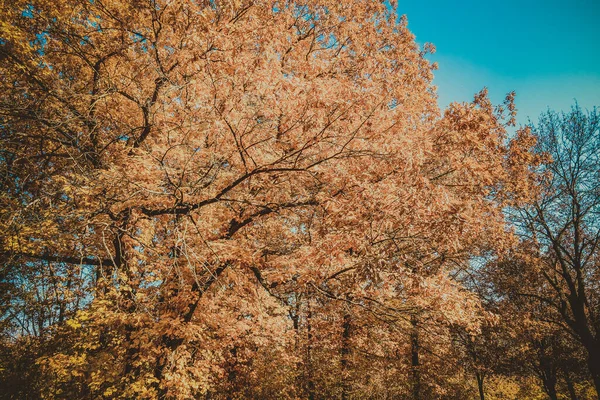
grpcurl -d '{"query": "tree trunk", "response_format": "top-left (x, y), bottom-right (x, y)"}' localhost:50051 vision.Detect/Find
top-left (541, 371), bottom-right (558, 400)
top-left (341, 310), bottom-right (351, 400)
top-left (307, 297), bottom-right (315, 400)
top-left (546, 385), bottom-right (558, 400)
top-left (411, 314), bottom-right (420, 400)
top-left (587, 348), bottom-right (600, 400)
top-left (564, 370), bottom-right (578, 400)
top-left (476, 372), bottom-right (485, 400)
top-left (290, 297), bottom-right (304, 397)
top-left (573, 315), bottom-right (600, 399)
top-left (225, 346), bottom-right (238, 400)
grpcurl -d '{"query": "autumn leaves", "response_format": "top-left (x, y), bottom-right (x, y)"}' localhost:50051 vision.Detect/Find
top-left (0, 1), bottom-right (595, 399)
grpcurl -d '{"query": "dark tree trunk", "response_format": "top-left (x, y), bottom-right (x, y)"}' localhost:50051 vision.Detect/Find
top-left (341, 311), bottom-right (351, 400)
top-left (564, 370), bottom-right (579, 400)
top-left (570, 309), bottom-right (600, 399)
top-left (587, 348), bottom-right (600, 400)
top-left (290, 297), bottom-right (304, 397)
top-left (476, 372), bottom-right (485, 400)
top-left (410, 314), bottom-right (420, 400)
top-left (546, 385), bottom-right (558, 400)
top-left (540, 370), bottom-right (558, 400)
top-left (306, 297), bottom-right (315, 400)
top-left (225, 346), bottom-right (238, 400)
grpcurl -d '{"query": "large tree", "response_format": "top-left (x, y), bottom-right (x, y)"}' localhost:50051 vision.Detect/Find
top-left (0, 0), bottom-right (538, 398)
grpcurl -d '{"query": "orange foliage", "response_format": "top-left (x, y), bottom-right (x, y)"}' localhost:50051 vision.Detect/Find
top-left (0, 1), bottom-right (541, 398)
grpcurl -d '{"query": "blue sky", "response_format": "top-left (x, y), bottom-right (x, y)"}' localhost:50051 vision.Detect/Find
top-left (396, 0), bottom-right (600, 126)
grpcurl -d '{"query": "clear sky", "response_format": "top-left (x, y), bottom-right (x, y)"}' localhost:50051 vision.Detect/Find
top-left (396, 0), bottom-right (600, 126)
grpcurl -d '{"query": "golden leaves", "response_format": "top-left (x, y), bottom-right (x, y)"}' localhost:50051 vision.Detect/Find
top-left (0, 1), bottom-right (547, 398)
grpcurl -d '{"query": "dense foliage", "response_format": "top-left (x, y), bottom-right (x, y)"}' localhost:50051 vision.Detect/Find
top-left (0, 0), bottom-right (597, 399)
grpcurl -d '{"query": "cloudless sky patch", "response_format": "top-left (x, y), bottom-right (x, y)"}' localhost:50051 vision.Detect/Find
top-left (397, 0), bottom-right (600, 125)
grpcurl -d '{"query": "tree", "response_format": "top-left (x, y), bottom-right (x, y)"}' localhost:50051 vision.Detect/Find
top-left (498, 105), bottom-right (600, 397)
top-left (1, 0), bottom-right (539, 398)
